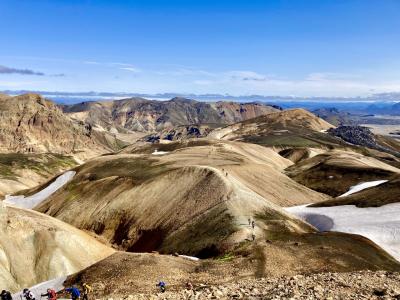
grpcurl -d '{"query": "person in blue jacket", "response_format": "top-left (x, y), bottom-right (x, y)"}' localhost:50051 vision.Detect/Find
top-left (65, 287), bottom-right (80, 300)
top-left (156, 281), bottom-right (166, 293)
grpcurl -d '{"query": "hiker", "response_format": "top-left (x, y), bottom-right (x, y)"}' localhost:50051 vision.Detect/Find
top-left (23, 289), bottom-right (35, 300)
top-left (248, 218), bottom-right (251, 226)
top-left (252, 233), bottom-right (256, 241)
top-left (185, 282), bottom-right (193, 290)
top-left (1, 290), bottom-right (12, 300)
top-left (156, 281), bottom-right (166, 293)
top-left (65, 287), bottom-right (80, 300)
top-left (251, 220), bottom-right (255, 229)
top-left (81, 283), bottom-right (92, 300)
top-left (41, 289), bottom-right (56, 300)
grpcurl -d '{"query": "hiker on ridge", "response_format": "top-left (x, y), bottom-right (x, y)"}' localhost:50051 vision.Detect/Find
top-left (41, 289), bottom-right (57, 300)
top-left (82, 283), bottom-right (92, 300)
top-left (22, 289), bottom-right (35, 300)
top-left (1, 290), bottom-right (12, 300)
top-left (185, 282), bottom-right (193, 290)
top-left (65, 287), bottom-right (80, 300)
top-left (156, 281), bottom-right (166, 293)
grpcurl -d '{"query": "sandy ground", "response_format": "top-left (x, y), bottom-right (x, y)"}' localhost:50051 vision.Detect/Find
top-left (362, 124), bottom-right (400, 138)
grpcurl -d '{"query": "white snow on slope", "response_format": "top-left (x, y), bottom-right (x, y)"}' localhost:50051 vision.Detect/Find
top-left (178, 255), bottom-right (200, 261)
top-left (12, 276), bottom-right (67, 300)
top-left (152, 150), bottom-right (169, 155)
top-left (4, 171), bottom-right (76, 209)
top-left (339, 180), bottom-right (388, 197)
top-left (286, 203), bottom-right (400, 261)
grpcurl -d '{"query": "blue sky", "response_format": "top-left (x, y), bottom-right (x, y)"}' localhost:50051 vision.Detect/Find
top-left (1, 0), bottom-right (400, 97)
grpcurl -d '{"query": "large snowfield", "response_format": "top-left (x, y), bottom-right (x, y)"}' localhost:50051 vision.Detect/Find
top-left (286, 180), bottom-right (400, 261)
top-left (4, 171), bottom-right (76, 209)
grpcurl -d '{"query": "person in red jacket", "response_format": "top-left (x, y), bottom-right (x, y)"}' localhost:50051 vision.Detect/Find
top-left (41, 289), bottom-right (57, 300)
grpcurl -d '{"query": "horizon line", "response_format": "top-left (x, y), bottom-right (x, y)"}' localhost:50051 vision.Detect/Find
top-left (3, 89), bottom-right (400, 102)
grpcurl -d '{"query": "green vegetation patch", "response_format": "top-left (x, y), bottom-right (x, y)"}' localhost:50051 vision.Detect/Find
top-left (244, 134), bottom-right (320, 148)
top-left (161, 205), bottom-right (236, 258)
top-left (74, 156), bottom-right (174, 184)
top-left (215, 252), bottom-right (235, 262)
top-left (0, 153), bottom-right (76, 180)
top-left (136, 139), bottom-right (216, 154)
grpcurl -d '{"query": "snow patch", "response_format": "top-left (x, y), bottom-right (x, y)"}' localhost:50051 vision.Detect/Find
top-left (12, 276), bottom-right (67, 300)
top-left (286, 202), bottom-right (400, 261)
top-left (152, 150), bottom-right (169, 155)
top-left (109, 127), bottom-right (118, 134)
top-left (339, 180), bottom-right (388, 197)
top-left (4, 171), bottom-right (76, 209)
top-left (93, 124), bottom-right (106, 132)
top-left (73, 157), bottom-right (84, 165)
top-left (178, 255), bottom-right (200, 261)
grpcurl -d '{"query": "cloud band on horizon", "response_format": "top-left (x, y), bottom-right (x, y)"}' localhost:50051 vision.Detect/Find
top-left (0, 65), bottom-right (45, 76)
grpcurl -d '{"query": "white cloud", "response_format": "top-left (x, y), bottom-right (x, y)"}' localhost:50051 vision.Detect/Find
top-left (226, 70), bottom-right (269, 82)
top-left (111, 62), bottom-right (136, 67)
top-left (84, 61), bottom-right (101, 65)
top-left (120, 67), bottom-right (141, 73)
top-left (84, 61), bottom-right (141, 73)
top-left (154, 68), bottom-right (215, 77)
top-left (305, 72), bottom-right (362, 82)
top-left (190, 69), bottom-right (400, 97)
top-left (0, 80), bottom-right (45, 88)
top-left (193, 79), bottom-right (215, 85)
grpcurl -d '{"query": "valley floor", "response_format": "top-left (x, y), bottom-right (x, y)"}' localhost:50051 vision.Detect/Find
top-left (92, 270), bottom-right (400, 299)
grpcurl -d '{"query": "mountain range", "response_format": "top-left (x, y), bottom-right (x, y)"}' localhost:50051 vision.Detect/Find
top-left (61, 97), bottom-right (280, 132)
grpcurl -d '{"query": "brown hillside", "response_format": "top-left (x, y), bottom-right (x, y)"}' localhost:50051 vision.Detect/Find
top-left (34, 140), bottom-right (328, 256)
top-left (285, 150), bottom-right (400, 197)
top-left (0, 94), bottom-right (122, 159)
top-left (312, 174), bottom-right (400, 208)
top-left (207, 109), bottom-right (339, 149)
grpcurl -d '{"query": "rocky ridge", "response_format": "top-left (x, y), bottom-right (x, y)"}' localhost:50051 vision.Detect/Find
top-left (94, 270), bottom-right (400, 299)
top-left (0, 93), bottom-right (123, 159)
top-left (328, 126), bottom-right (400, 156)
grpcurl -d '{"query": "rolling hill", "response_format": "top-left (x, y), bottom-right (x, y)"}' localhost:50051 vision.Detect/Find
top-left (33, 140), bottom-right (328, 255)
top-left (208, 109), bottom-right (338, 148)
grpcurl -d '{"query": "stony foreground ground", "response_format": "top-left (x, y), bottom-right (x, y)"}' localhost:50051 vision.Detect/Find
top-left (101, 271), bottom-right (400, 300)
